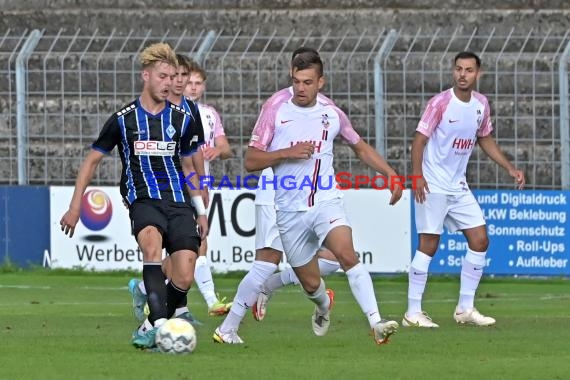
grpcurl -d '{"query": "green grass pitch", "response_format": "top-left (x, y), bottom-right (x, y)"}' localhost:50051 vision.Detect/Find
top-left (0, 271), bottom-right (568, 380)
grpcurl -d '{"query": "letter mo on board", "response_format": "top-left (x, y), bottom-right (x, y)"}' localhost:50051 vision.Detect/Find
top-left (207, 192), bottom-right (255, 237)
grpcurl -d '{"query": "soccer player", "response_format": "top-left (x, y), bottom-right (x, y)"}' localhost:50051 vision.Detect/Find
top-left (60, 43), bottom-right (208, 350)
top-left (402, 51), bottom-right (525, 328)
top-left (214, 49), bottom-right (402, 345)
top-left (213, 48), bottom-right (341, 342)
top-left (128, 55), bottom-right (233, 321)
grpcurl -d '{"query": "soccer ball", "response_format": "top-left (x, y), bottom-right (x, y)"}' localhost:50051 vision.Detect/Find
top-left (155, 318), bottom-right (197, 354)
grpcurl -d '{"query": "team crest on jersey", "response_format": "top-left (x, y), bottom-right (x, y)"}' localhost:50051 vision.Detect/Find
top-left (116, 104), bottom-right (136, 117)
top-left (321, 113), bottom-right (330, 129)
top-left (166, 124), bottom-right (176, 138)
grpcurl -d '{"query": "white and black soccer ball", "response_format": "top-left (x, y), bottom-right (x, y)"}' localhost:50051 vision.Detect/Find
top-left (155, 318), bottom-right (197, 354)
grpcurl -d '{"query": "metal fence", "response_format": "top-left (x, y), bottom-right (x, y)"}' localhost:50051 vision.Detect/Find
top-left (1, 28), bottom-right (568, 189)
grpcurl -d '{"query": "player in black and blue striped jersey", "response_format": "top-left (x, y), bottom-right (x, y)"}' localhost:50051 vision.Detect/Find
top-left (60, 42), bottom-right (208, 350)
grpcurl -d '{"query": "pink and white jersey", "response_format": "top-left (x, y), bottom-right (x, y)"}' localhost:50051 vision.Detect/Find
top-left (250, 95), bottom-right (360, 211)
top-left (197, 103), bottom-right (225, 176)
top-left (417, 88), bottom-right (493, 194)
top-left (253, 88), bottom-right (336, 209)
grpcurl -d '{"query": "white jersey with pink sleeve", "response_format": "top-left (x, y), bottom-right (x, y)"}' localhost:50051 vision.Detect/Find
top-left (416, 88), bottom-right (493, 194)
top-left (253, 88), bottom-right (337, 208)
top-left (197, 102), bottom-right (225, 176)
top-left (249, 96), bottom-right (360, 212)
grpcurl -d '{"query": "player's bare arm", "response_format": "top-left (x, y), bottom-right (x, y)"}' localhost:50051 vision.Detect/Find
top-left (203, 135), bottom-right (233, 161)
top-left (189, 148), bottom-right (209, 208)
top-left (182, 155), bottom-right (209, 240)
top-left (244, 142), bottom-right (315, 172)
top-left (348, 139), bottom-right (403, 205)
top-left (477, 135), bottom-right (525, 189)
top-left (410, 131), bottom-right (430, 204)
top-left (60, 149), bottom-right (105, 237)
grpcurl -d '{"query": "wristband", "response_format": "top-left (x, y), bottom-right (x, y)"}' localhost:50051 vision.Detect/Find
top-left (191, 196), bottom-right (207, 216)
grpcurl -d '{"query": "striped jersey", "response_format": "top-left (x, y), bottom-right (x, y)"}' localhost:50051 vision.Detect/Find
top-left (416, 88), bottom-right (493, 194)
top-left (249, 92), bottom-right (359, 212)
top-left (92, 98), bottom-right (204, 204)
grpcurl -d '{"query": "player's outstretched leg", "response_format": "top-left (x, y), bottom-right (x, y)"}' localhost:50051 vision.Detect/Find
top-left (253, 257), bottom-right (340, 321)
top-left (195, 255), bottom-right (232, 316)
top-left (213, 260), bottom-right (278, 344)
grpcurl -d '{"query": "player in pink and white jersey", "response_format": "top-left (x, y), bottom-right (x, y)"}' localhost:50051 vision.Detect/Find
top-left (403, 51), bottom-right (525, 328)
top-left (213, 47), bottom-right (341, 344)
top-left (215, 49), bottom-right (403, 345)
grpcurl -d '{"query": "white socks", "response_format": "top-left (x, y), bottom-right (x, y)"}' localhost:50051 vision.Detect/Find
top-left (406, 250), bottom-right (433, 316)
top-left (194, 256), bottom-right (218, 308)
top-left (459, 249), bottom-right (487, 311)
top-left (346, 263), bottom-right (381, 328)
top-left (304, 278), bottom-right (330, 315)
top-left (264, 258), bottom-right (341, 293)
top-left (220, 260), bottom-right (277, 333)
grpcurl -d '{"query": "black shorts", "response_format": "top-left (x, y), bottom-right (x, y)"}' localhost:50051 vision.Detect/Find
top-left (129, 198), bottom-right (201, 254)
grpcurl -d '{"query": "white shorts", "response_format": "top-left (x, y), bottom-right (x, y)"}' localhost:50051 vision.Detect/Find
top-left (276, 198), bottom-right (350, 268)
top-left (415, 192), bottom-right (485, 234)
top-left (255, 205), bottom-right (283, 251)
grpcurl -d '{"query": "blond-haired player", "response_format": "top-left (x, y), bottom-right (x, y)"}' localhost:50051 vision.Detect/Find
top-left (61, 43), bottom-right (208, 350)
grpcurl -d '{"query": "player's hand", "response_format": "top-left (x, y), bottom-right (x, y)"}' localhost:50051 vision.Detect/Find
top-left (202, 146), bottom-right (220, 161)
top-left (388, 182), bottom-right (403, 205)
top-left (196, 215), bottom-right (209, 240)
top-left (509, 168), bottom-right (525, 190)
top-left (202, 186), bottom-right (210, 209)
top-left (60, 209), bottom-right (80, 238)
top-left (287, 142), bottom-right (315, 160)
top-left (413, 176), bottom-right (430, 204)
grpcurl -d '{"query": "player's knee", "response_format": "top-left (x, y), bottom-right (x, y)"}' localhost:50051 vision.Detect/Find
top-left (172, 271), bottom-right (194, 289)
top-left (301, 277), bottom-right (322, 294)
top-left (418, 235), bottom-right (440, 255)
top-left (332, 250), bottom-right (359, 270)
top-left (469, 235), bottom-right (489, 252)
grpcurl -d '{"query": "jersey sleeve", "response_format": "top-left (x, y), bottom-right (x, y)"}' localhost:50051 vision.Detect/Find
top-left (249, 102), bottom-right (278, 151)
top-left (333, 106), bottom-right (361, 145)
top-left (180, 101), bottom-right (205, 156)
top-left (91, 114), bottom-right (121, 154)
top-left (477, 96), bottom-right (494, 137)
top-left (416, 95), bottom-right (444, 138)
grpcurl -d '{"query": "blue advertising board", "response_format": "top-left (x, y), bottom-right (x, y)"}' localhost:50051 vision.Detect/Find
top-left (0, 186), bottom-right (50, 267)
top-left (411, 190), bottom-right (569, 275)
